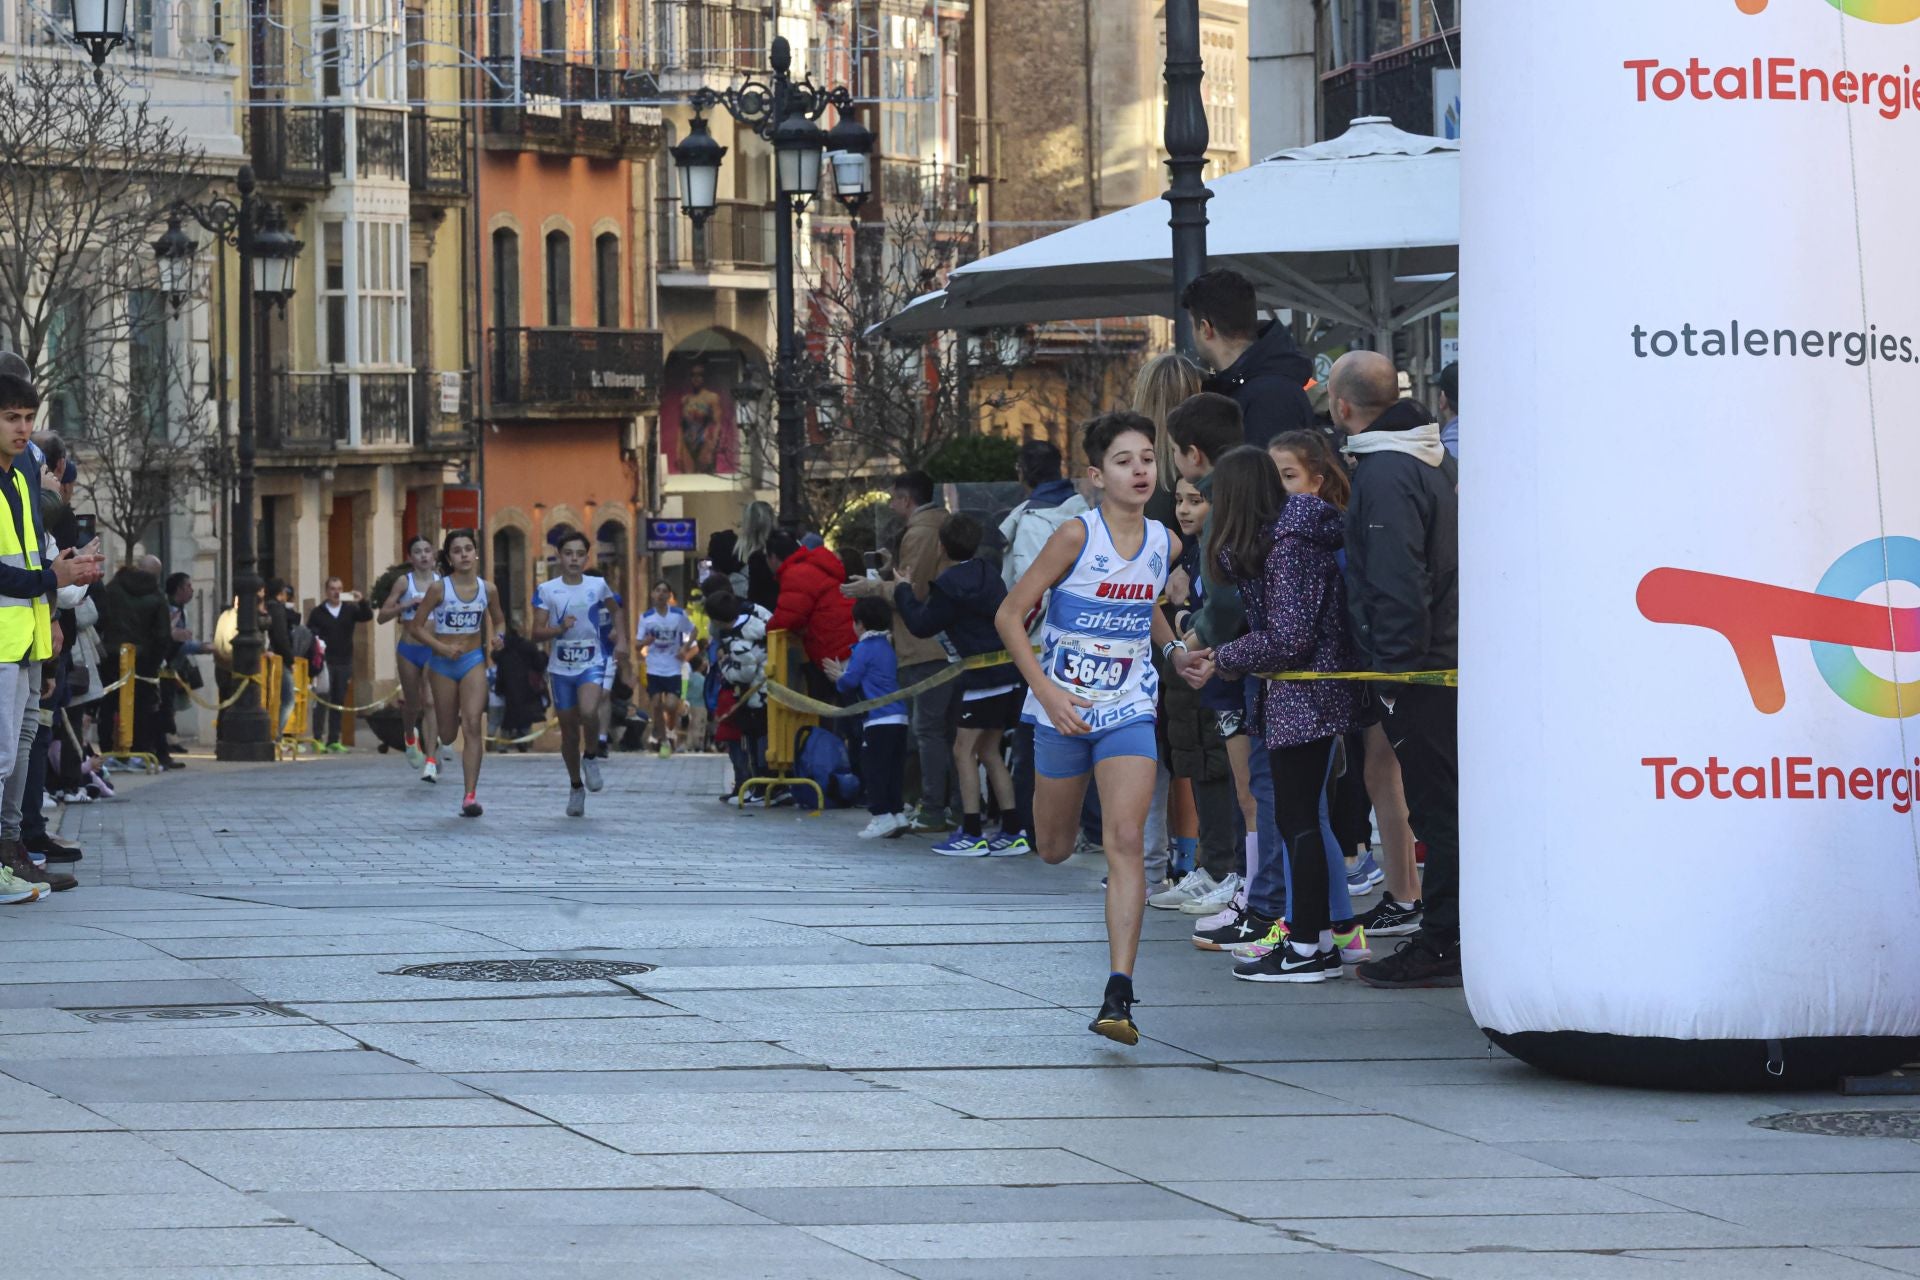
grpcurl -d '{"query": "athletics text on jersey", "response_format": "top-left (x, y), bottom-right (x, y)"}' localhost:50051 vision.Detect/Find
top-left (535, 577), bottom-right (619, 675)
top-left (638, 607), bottom-right (696, 678)
top-left (1022, 510), bottom-right (1170, 734)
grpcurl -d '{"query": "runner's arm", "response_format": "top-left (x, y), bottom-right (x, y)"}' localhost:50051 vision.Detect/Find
top-left (994, 520), bottom-right (1092, 735)
top-left (376, 576), bottom-right (410, 623)
top-left (407, 581), bottom-right (446, 655)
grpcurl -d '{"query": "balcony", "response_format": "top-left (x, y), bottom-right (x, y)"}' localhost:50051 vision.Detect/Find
top-left (1320, 28), bottom-right (1462, 139)
top-left (489, 327), bottom-right (665, 418)
top-left (878, 160), bottom-right (975, 218)
top-left (268, 373), bottom-right (349, 450)
top-left (355, 109), bottom-right (408, 182)
top-left (408, 114), bottom-right (469, 201)
top-left (359, 372), bottom-right (412, 445)
top-left (413, 370), bottom-right (474, 449)
top-left (481, 56), bottom-right (659, 159)
top-left (657, 199), bottom-right (774, 277)
top-left (650, 1), bottom-right (770, 74)
top-left (250, 107), bottom-right (333, 193)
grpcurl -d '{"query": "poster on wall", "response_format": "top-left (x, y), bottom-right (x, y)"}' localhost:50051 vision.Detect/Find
top-left (1466, 0), bottom-right (1920, 1085)
top-left (659, 351), bottom-right (742, 477)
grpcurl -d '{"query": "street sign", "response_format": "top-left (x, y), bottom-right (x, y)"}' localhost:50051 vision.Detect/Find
top-left (442, 487), bottom-right (481, 533)
top-left (439, 371), bottom-right (462, 414)
top-left (645, 518), bottom-right (697, 552)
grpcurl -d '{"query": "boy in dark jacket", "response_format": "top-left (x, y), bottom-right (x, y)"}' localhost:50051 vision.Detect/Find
top-left (824, 596), bottom-right (910, 838)
top-left (894, 513), bottom-right (1025, 857)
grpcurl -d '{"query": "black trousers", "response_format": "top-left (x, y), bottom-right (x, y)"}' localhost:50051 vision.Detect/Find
top-left (320, 663), bottom-right (353, 744)
top-left (1329, 730), bottom-right (1373, 854)
top-left (1192, 773), bottom-right (1242, 880)
top-left (1380, 683), bottom-right (1459, 946)
top-left (863, 722), bottom-right (908, 816)
top-left (1267, 736), bottom-right (1340, 941)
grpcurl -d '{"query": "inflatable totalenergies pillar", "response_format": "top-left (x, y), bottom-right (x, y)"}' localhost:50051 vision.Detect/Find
top-left (1465, 0), bottom-right (1920, 1088)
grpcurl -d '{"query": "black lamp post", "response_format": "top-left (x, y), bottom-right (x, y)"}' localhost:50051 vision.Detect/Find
top-left (1163, 0), bottom-right (1212, 352)
top-left (153, 167), bottom-right (302, 762)
top-left (69, 0), bottom-right (129, 81)
top-left (669, 36), bottom-right (872, 522)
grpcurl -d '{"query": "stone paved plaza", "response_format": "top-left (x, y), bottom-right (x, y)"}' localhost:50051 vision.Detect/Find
top-left (0, 749), bottom-right (1915, 1278)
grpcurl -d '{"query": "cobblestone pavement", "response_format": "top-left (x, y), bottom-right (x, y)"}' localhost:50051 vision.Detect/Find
top-left (2, 750), bottom-right (1916, 1278)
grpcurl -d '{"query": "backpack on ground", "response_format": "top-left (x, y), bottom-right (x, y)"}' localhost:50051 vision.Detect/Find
top-left (793, 724), bottom-right (860, 808)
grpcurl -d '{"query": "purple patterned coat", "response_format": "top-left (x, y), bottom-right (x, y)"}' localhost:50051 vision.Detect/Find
top-left (1214, 495), bottom-right (1364, 749)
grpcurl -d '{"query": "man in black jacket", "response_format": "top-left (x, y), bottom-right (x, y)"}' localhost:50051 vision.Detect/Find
top-left (1328, 349), bottom-right (1461, 989)
top-left (1179, 269), bottom-right (1316, 447)
top-left (306, 577), bottom-right (372, 750)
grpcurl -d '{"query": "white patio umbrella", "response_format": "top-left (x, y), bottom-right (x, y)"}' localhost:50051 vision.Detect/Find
top-left (882, 117), bottom-right (1459, 350)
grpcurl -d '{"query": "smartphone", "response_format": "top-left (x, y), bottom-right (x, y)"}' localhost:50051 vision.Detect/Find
top-left (73, 512), bottom-right (96, 545)
top-left (863, 550), bottom-right (883, 581)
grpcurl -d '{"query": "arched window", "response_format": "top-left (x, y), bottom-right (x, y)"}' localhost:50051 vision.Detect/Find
top-left (594, 233), bottom-right (620, 328)
top-left (544, 230), bottom-right (572, 326)
top-left (491, 228), bottom-right (520, 331)
top-left (492, 526), bottom-right (527, 631)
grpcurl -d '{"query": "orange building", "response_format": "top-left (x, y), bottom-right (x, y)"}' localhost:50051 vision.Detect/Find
top-left (476, 3), bottom-right (665, 626)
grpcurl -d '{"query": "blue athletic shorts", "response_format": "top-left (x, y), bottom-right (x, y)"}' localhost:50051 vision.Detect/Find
top-left (396, 641), bottom-right (434, 669)
top-left (427, 649), bottom-right (486, 683)
top-left (1032, 717), bottom-right (1158, 779)
top-left (550, 664), bottom-right (607, 711)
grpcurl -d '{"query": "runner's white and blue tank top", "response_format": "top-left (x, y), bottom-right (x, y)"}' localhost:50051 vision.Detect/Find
top-left (429, 578), bottom-right (489, 636)
top-left (1021, 508), bottom-right (1171, 734)
top-left (397, 570), bottom-right (440, 622)
top-left (534, 576), bottom-right (619, 676)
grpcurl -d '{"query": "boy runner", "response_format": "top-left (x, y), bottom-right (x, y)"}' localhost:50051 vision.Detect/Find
top-left (532, 531), bottom-right (627, 816)
top-left (997, 411), bottom-right (1209, 1044)
top-left (636, 582), bottom-right (697, 758)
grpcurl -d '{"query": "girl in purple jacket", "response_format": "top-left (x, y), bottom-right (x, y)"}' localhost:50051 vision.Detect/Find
top-left (1204, 446), bottom-right (1365, 983)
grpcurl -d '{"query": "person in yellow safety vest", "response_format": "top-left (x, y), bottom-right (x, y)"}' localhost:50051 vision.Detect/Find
top-left (0, 371), bottom-right (102, 901)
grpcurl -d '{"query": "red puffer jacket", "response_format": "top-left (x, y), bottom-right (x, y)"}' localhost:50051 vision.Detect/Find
top-left (769, 545), bottom-right (857, 665)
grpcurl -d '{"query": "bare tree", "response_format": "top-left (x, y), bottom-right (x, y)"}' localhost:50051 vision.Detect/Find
top-left (0, 58), bottom-right (214, 562)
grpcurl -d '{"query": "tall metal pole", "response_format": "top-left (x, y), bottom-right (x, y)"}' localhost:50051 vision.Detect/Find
top-left (217, 168), bottom-right (273, 762)
top-left (1163, 0), bottom-right (1211, 353)
top-left (770, 38), bottom-right (804, 523)
top-left (1353, 0), bottom-right (1375, 120)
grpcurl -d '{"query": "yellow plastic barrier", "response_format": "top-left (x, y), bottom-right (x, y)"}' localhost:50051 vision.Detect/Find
top-left (106, 643), bottom-right (158, 768)
top-left (279, 657), bottom-right (322, 759)
top-left (735, 628), bottom-right (824, 815)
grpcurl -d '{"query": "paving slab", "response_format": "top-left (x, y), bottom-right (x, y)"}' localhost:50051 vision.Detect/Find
top-left (859, 1066), bottom-right (1368, 1119)
top-left (720, 1183), bottom-right (1236, 1226)
top-left (801, 1219), bottom-right (1312, 1260)
top-left (600, 1148), bottom-right (1137, 1189)
top-left (284, 992), bottom-right (686, 1022)
top-left (453, 1068), bottom-right (881, 1097)
top-left (0, 1049), bottom-right (481, 1102)
top-left (0, 977), bottom-right (263, 1008)
top-left (894, 1256), bottom-right (1402, 1280)
top-left (1166, 1177), bottom-right (1669, 1220)
top-left (1361, 1248), bottom-right (1901, 1280)
top-left (83, 1096), bottom-right (548, 1131)
top-left (1602, 1172), bottom-right (1920, 1247)
top-left (334, 1019), bottom-right (810, 1072)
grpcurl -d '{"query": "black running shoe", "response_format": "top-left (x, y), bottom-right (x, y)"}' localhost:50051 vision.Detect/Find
top-left (1355, 936), bottom-right (1462, 989)
top-left (1357, 896), bottom-right (1423, 937)
top-left (1192, 910), bottom-right (1274, 952)
top-left (1234, 944), bottom-right (1341, 984)
top-left (1089, 978), bottom-right (1139, 1045)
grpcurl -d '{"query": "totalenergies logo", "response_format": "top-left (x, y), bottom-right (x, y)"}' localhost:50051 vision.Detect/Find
top-left (1738, 0), bottom-right (1920, 20)
top-left (1638, 539), bottom-right (1920, 718)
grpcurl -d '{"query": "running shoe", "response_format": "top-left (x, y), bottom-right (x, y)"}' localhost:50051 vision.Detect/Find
top-left (1234, 943), bottom-right (1341, 984)
top-left (986, 830), bottom-right (1030, 857)
top-left (1357, 896), bottom-right (1423, 937)
top-left (930, 832), bottom-right (990, 857)
top-left (1230, 918), bottom-right (1289, 962)
top-left (1355, 936), bottom-right (1462, 989)
top-left (404, 732), bottom-right (425, 770)
top-left (421, 756), bottom-right (439, 784)
top-left (0, 866), bottom-right (41, 904)
top-left (1149, 868), bottom-right (1219, 911)
top-left (582, 756), bottom-right (605, 793)
top-left (1089, 977), bottom-right (1139, 1045)
top-left (906, 805), bottom-right (953, 835)
top-left (1070, 831), bottom-right (1103, 858)
top-left (1334, 924), bottom-right (1372, 963)
top-left (657, 740), bottom-right (673, 760)
top-left (1346, 851), bottom-right (1384, 894)
top-left (460, 792), bottom-right (483, 818)
top-left (1178, 871), bottom-right (1243, 916)
top-left (566, 787), bottom-right (586, 818)
top-left (1193, 909), bottom-right (1273, 952)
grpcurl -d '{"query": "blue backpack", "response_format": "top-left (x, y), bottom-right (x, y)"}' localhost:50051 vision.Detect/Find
top-left (794, 725), bottom-right (861, 808)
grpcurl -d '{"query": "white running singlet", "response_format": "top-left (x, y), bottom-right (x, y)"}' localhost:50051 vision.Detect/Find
top-left (397, 570), bottom-right (440, 623)
top-left (430, 578), bottom-right (490, 636)
top-left (535, 576), bottom-right (619, 676)
top-left (1021, 509), bottom-right (1170, 734)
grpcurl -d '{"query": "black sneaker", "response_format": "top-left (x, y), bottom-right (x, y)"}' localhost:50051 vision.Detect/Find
top-left (1355, 936), bottom-right (1462, 988)
top-left (1234, 944), bottom-right (1341, 983)
top-left (1089, 978), bottom-right (1139, 1045)
top-left (1192, 910), bottom-right (1274, 952)
top-left (25, 834), bottom-right (81, 863)
top-left (1357, 896), bottom-right (1423, 937)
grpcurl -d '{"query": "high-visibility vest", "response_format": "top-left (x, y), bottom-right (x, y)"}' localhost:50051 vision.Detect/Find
top-left (0, 465), bottom-right (52, 664)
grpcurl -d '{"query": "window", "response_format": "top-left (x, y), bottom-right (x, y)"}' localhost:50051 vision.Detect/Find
top-left (594, 233), bottom-right (620, 328)
top-left (1202, 26), bottom-right (1238, 152)
top-left (491, 228), bottom-right (521, 331)
top-left (359, 219), bottom-right (408, 364)
top-left (544, 231), bottom-right (572, 327)
top-left (43, 294), bottom-right (86, 438)
top-left (128, 288), bottom-right (168, 439)
top-left (592, 0), bottom-right (616, 65)
top-left (321, 221), bottom-right (347, 364)
top-left (540, 0), bottom-right (565, 56)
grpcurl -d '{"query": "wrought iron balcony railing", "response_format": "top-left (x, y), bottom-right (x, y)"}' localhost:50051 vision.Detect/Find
top-left (490, 327), bottom-right (665, 414)
top-left (408, 114), bottom-right (469, 198)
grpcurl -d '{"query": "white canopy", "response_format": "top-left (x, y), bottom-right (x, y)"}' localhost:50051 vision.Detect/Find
top-left (882, 117), bottom-right (1460, 348)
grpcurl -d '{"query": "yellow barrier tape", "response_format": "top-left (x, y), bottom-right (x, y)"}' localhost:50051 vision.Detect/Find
top-left (1258, 669), bottom-right (1459, 688)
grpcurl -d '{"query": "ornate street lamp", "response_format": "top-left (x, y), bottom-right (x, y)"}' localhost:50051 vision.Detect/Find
top-left (70, 0), bottom-right (129, 78)
top-left (771, 112), bottom-right (827, 203)
top-left (151, 216), bottom-right (196, 311)
top-left (249, 205), bottom-right (303, 302)
top-left (825, 110), bottom-right (874, 214)
top-left (669, 114), bottom-right (727, 225)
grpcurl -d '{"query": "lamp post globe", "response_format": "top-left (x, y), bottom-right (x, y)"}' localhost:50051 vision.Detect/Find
top-left (772, 113), bottom-right (827, 202)
top-left (670, 116), bottom-right (727, 224)
top-left (151, 216), bottom-right (196, 312)
top-left (826, 111), bottom-right (874, 214)
top-left (70, 0), bottom-right (128, 72)
top-left (250, 207), bottom-right (302, 303)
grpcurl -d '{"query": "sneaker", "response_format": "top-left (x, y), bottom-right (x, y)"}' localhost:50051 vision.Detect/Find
top-left (906, 805), bottom-right (953, 835)
top-left (404, 732), bottom-right (425, 770)
top-left (566, 787), bottom-right (586, 818)
top-left (0, 866), bottom-right (40, 904)
top-left (1346, 852), bottom-right (1384, 894)
top-left (1178, 871), bottom-right (1243, 916)
top-left (1230, 917), bottom-right (1289, 961)
top-left (421, 756), bottom-right (439, 784)
top-left (0, 842), bottom-right (71, 892)
top-left (582, 756), bottom-right (605, 793)
top-left (25, 835), bottom-right (81, 864)
top-left (1070, 831), bottom-right (1103, 858)
top-left (986, 830), bottom-right (1030, 857)
top-left (882, 810), bottom-right (916, 837)
top-left (931, 832), bottom-right (989, 857)
top-left (1089, 978), bottom-right (1139, 1045)
top-left (858, 814), bottom-right (898, 839)
top-left (1149, 868), bottom-right (1218, 911)
top-left (1334, 924), bottom-right (1372, 963)
top-left (1235, 943), bottom-right (1342, 983)
top-left (1357, 896), bottom-right (1423, 937)
top-left (460, 792), bottom-right (483, 818)
top-left (1355, 936), bottom-right (1462, 989)
top-left (1193, 909), bottom-right (1274, 952)
top-left (657, 741), bottom-right (673, 760)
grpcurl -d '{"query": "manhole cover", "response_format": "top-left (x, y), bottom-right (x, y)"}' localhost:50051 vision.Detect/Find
top-left (72, 1004), bottom-right (298, 1025)
top-left (386, 959), bottom-right (656, 983)
top-left (1754, 1110), bottom-right (1920, 1138)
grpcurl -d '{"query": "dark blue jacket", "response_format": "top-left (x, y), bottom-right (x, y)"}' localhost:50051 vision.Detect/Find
top-left (835, 631), bottom-right (907, 724)
top-left (894, 557), bottom-right (1013, 693)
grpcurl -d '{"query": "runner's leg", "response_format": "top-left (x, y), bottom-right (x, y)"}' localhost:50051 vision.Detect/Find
top-left (457, 663), bottom-right (487, 796)
top-left (428, 669), bottom-right (460, 758)
top-left (1033, 771), bottom-right (1089, 866)
top-left (557, 705), bottom-right (582, 788)
top-left (1094, 752), bottom-right (1155, 977)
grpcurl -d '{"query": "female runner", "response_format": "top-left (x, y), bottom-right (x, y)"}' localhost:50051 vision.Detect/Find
top-left (378, 535), bottom-right (441, 780)
top-left (407, 530), bottom-right (504, 817)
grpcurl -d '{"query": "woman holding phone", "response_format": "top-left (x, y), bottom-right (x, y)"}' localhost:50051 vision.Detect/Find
top-left (406, 530), bottom-right (503, 817)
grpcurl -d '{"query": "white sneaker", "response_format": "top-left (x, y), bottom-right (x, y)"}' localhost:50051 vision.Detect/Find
top-left (1149, 868), bottom-right (1218, 911)
top-left (421, 756), bottom-right (439, 784)
top-left (1178, 871), bottom-right (1243, 915)
top-left (566, 787), bottom-right (586, 818)
top-left (857, 814), bottom-right (897, 839)
top-left (0, 866), bottom-right (41, 904)
top-left (582, 756), bottom-right (605, 793)
top-left (404, 733), bottom-right (425, 770)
